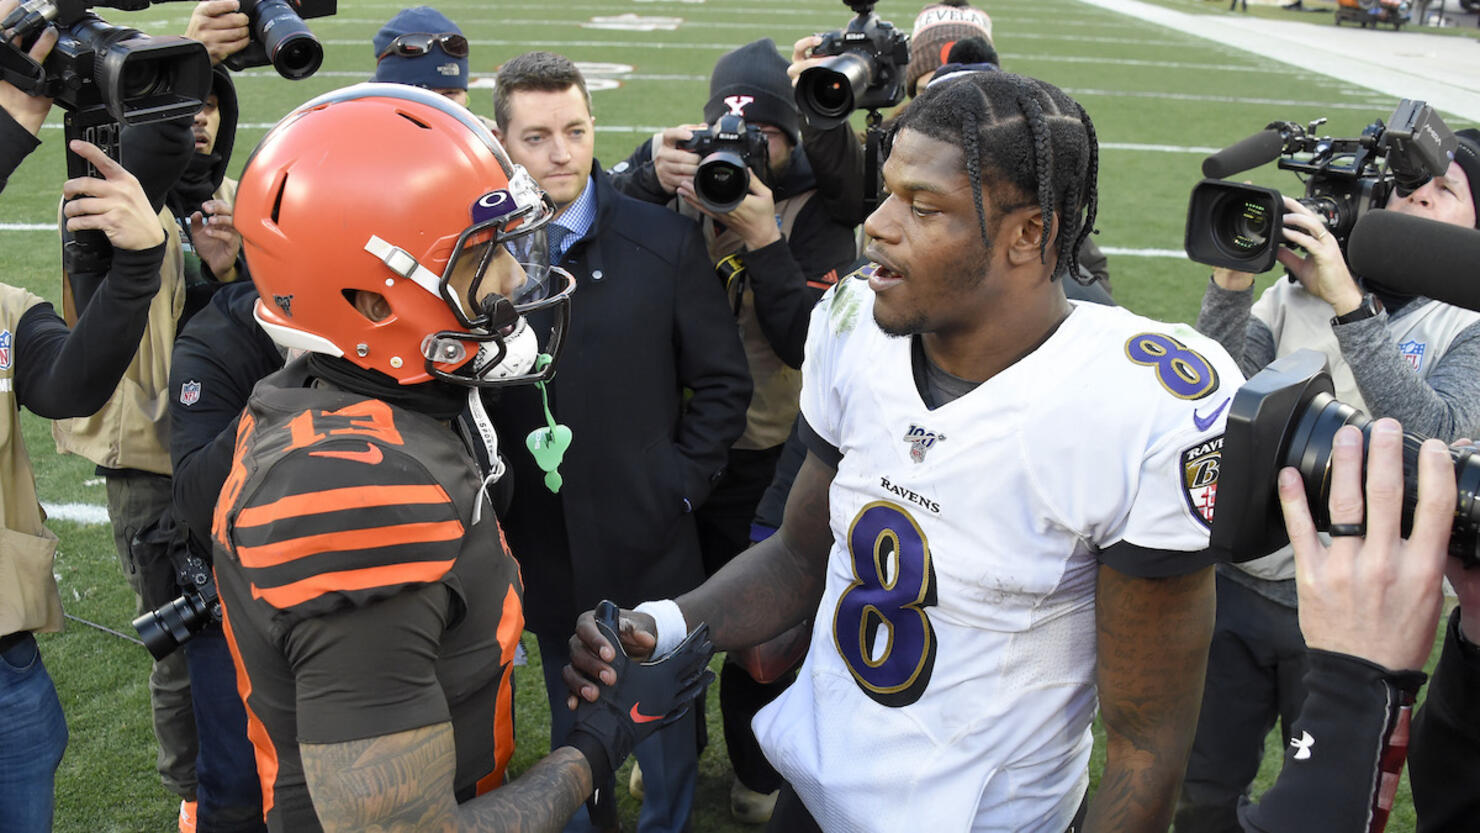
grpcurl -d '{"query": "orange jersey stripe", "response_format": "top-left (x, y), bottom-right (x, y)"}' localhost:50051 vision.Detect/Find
top-left (217, 575), bottom-right (278, 820)
top-left (476, 585), bottom-right (525, 796)
top-left (250, 559), bottom-right (457, 609)
top-left (235, 483), bottom-right (452, 530)
top-left (236, 520), bottom-right (465, 569)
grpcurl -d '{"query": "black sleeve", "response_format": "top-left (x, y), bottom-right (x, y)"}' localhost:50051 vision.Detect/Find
top-left (14, 243), bottom-right (165, 419)
top-left (1410, 608), bottom-right (1480, 833)
top-left (1241, 650), bottom-right (1427, 833)
top-left (606, 138), bottom-right (671, 205)
top-left (1098, 541), bottom-right (1217, 579)
top-left (670, 223), bottom-right (752, 508)
top-left (0, 107), bottom-right (41, 194)
top-left (169, 286), bottom-right (283, 555)
top-left (797, 415), bottom-right (841, 470)
top-left (744, 199), bottom-right (856, 369)
top-left (120, 117), bottom-right (195, 215)
top-left (800, 121), bottom-right (868, 227)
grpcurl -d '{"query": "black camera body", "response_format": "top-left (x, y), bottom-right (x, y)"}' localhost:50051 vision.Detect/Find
top-left (0, 0), bottom-right (210, 124)
top-left (1210, 349), bottom-right (1480, 566)
top-left (1185, 99), bottom-right (1456, 273)
top-left (677, 113), bottom-right (770, 214)
top-left (222, 0), bottom-right (335, 81)
top-left (129, 512), bottom-right (221, 660)
top-left (795, 1), bottom-right (910, 129)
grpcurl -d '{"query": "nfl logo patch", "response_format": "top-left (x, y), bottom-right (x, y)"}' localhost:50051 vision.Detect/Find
top-left (1399, 339), bottom-right (1426, 372)
top-left (179, 380), bottom-right (202, 406)
top-left (1181, 435), bottom-right (1223, 529)
top-left (0, 329), bottom-right (11, 371)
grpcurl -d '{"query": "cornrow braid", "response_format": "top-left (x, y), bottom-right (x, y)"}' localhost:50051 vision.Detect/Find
top-left (890, 70), bottom-right (1099, 281)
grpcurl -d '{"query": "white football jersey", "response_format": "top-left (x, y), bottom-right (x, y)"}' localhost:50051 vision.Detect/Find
top-left (752, 276), bottom-right (1242, 833)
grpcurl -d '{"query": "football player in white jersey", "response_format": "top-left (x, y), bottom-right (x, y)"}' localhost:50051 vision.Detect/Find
top-left (565, 71), bottom-right (1241, 833)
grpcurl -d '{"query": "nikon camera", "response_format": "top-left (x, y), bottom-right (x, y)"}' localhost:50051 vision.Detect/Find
top-left (795, 0), bottom-right (910, 129)
top-left (677, 112), bottom-right (771, 214)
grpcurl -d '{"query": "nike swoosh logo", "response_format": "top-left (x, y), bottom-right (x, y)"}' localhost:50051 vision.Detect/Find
top-left (629, 702), bottom-right (664, 724)
top-left (1193, 397), bottom-right (1231, 433)
top-left (310, 443), bottom-right (384, 465)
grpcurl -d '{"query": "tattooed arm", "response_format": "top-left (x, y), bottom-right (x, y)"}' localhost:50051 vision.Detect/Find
top-left (1084, 565), bottom-right (1215, 833)
top-left (302, 724), bottom-right (592, 833)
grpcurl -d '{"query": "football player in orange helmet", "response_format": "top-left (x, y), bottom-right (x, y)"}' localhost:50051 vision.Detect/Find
top-left (215, 85), bottom-right (714, 833)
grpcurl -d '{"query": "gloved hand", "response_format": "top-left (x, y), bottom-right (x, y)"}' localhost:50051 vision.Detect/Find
top-left (563, 600), bottom-right (714, 807)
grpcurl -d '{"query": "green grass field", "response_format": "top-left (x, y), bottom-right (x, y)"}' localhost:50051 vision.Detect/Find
top-left (2, 0), bottom-right (1471, 829)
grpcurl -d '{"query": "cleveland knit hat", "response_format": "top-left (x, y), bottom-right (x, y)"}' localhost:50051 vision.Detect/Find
top-left (1451, 128), bottom-right (1480, 228)
top-left (907, 1), bottom-right (993, 97)
top-left (704, 38), bottom-right (800, 146)
top-left (372, 6), bottom-right (468, 92)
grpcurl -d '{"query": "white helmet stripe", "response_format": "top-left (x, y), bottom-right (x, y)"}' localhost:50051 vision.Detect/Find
top-left (364, 234), bottom-right (461, 311)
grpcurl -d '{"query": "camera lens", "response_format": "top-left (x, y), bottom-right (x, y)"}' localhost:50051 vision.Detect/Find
top-left (132, 594), bottom-right (210, 660)
top-left (1213, 194), bottom-right (1272, 254)
top-left (694, 152), bottom-right (750, 213)
top-left (118, 61), bottom-right (163, 98)
top-left (796, 53), bottom-right (873, 129)
top-left (270, 33), bottom-right (324, 81)
top-left (1285, 391), bottom-right (1480, 564)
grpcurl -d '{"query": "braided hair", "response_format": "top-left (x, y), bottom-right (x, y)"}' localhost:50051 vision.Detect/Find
top-left (887, 71), bottom-right (1099, 282)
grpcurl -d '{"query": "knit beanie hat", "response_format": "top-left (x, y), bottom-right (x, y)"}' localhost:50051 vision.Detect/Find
top-left (372, 6), bottom-right (468, 91)
top-left (1451, 128), bottom-right (1480, 228)
top-left (907, 2), bottom-right (993, 97)
top-left (703, 38), bottom-right (801, 146)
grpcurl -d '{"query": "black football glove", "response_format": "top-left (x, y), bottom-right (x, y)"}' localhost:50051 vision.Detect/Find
top-left (564, 600), bottom-right (715, 804)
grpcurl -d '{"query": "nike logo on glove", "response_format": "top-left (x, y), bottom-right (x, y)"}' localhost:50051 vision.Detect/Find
top-left (629, 702), bottom-right (664, 724)
top-left (310, 443), bottom-right (384, 465)
top-left (1193, 397), bottom-right (1231, 432)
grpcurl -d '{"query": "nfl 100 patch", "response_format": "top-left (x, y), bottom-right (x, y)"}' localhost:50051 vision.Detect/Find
top-left (1181, 435), bottom-right (1223, 529)
top-left (902, 424), bottom-right (946, 463)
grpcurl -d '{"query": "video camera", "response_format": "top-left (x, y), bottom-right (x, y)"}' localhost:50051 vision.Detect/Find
top-left (1210, 349), bottom-right (1480, 567)
top-left (795, 0), bottom-right (910, 130)
top-left (0, 0), bottom-right (210, 123)
top-left (1184, 99), bottom-right (1456, 273)
top-left (677, 113), bottom-right (770, 214)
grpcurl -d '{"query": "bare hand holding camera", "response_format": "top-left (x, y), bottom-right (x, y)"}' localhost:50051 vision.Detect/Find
top-left (61, 139), bottom-right (165, 251)
top-left (651, 124), bottom-right (702, 195)
top-left (186, 0), bottom-right (250, 65)
top-left (0, 0), bottom-right (56, 135)
top-left (1279, 418), bottom-right (1453, 671)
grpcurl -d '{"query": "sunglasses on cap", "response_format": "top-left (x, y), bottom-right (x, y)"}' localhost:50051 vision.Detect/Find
top-left (377, 32), bottom-right (470, 61)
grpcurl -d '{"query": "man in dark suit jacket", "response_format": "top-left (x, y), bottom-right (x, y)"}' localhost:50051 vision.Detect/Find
top-left (490, 51), bottom-right (750, 833)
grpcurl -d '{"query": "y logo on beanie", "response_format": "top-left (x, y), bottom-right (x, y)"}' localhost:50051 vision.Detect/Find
top-left (724, 95), bottom-right (754, 117)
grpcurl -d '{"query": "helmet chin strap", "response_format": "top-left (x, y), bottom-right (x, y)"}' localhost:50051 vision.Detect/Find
top-left (525, 354), bottom-right (572, 493)
top-left (464, 386), bottom-right (505, 526)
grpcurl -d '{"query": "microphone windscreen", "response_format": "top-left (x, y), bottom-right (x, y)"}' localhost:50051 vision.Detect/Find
top-left (1202, 129), bottom-right (1285, 179)
top-left (1348, 210), bottom-right (1480, 313)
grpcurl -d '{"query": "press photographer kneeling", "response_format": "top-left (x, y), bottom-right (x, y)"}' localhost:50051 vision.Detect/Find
top-left (1175, 104), bottom-right (1480, 831)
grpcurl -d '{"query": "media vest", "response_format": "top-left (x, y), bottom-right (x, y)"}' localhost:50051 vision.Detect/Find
top-left (0, 285), bottom-right (63, 636)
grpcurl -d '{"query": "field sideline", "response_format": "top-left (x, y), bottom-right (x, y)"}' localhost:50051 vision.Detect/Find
top-left (0, 0), bottom-right (1469, 830)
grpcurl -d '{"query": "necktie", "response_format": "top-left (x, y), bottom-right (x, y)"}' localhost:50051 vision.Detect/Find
top-left (546, 224), bottom-right (570, 266)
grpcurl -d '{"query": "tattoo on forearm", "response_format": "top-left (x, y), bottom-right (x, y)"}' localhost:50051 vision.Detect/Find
top-left (1084, 566), bottom-right (1215, 833)
top-left (302, 725), bottom-right (592, 833)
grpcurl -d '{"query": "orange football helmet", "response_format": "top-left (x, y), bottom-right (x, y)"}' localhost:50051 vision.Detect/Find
top-left (236, 83), bottom-right (574, 387)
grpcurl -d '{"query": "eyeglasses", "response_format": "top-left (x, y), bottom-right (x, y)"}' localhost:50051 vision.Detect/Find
top-left (377, 32), bottom-right (470, 61)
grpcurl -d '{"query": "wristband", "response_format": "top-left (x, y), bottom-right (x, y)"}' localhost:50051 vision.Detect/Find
top-left (634, 599), bottom-right (688, 658)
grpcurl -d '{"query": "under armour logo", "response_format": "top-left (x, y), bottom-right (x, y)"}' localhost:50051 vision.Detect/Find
top-left (724, 94), bottom-right (754, 116)
top-left (1290, 730), bottom-right (1315, 761)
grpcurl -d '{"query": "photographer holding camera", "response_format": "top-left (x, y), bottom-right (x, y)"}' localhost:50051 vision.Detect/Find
top-left (0, 5), bottom-right (166, 826)
top-left (1177, 128), bottom-right (1480, 832)
top-left (608, 36), bottom-right (858, 824)
top-left (1225, 417), bottom-right (1480, 832)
